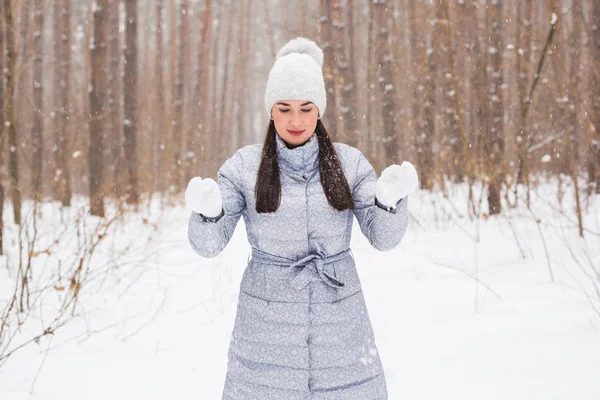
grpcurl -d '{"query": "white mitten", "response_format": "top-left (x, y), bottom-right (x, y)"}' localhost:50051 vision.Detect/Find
top-left (185, 177), bottom-right (223, 218)
top-left (376, 161), bottom-right (419, 208)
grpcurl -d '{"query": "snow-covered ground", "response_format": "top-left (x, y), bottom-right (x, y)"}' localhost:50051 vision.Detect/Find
top-left (1, 183), bottom-right (599, 399)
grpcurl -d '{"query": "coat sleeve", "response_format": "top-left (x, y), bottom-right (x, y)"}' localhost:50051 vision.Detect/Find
top-left (187, 151), bottom-right (246, 258)
top-left (351, 151), bottom-right (409, 251)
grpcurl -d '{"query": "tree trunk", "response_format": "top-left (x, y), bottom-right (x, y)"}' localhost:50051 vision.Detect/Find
top-left (31, 0), bottom-right (44, 202)
top-left (15, 0), bottom-right (32, 156)
top-left (17, 0), bottom-right (31, 61)
top-left (330, 0), bottom-right (348, 144)
top-left (4, 0), bottom-right (22, 224)
top-left (409, 1), bottom-right (435, 189)
top-left (331, 0), bottom-right (359, 146)
top-left (590, 0), bottom-right (600, 193)
top-left (108, 0), bottom-right (124, 197)
top-left (514, 0), bottom-right (533, 206)
top-left (345, 0), bottom-right (359, 147)
top-left (167, 0), bottom-right (180, 192)
top-left (262, 0), bottom-right (275, 60)
top-left (484, 0), bottom-right (504, 215)
top-left (217, 2), bottom-right (234, 161)
top-left (365, 0), bottom-right (375, 158)
top-left (188, 0), bottom-right (212, 182)
top-left (124, 0), bottom-right (139, 205)
top-left (222, 2), bottom-right (238, 157)
top-left (53, 0), bottom-right (72, 207)
top-left (321, 1), bottom-right (338, 139)
top-left (232, 0), bottom-right (246, 152)
top-left (173, 0), bottom-right (188, 191)
top-left (454, 0), bottom-right (485, 200)
top-left (89, 0), bottom-right (109, 217)
top-left (154, 0), bottom-right (166, 194)
top-left (433, 0), bottom-right (464, 182)
top-left (373, 0), bottom-right (398, 165)
top-left (0, 0), bottom-right (4, 253)
top-left (242, 0), bottom-right (252, 145)
top-left (440, 0), bottom-right (472, 189)
top-left (565, 2), bottom-right (584, 237)
top-left (208, 2), bottom-right (222, 175)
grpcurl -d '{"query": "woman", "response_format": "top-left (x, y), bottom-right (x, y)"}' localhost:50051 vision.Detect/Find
top-left (187, 37), bottom-right (418, 400)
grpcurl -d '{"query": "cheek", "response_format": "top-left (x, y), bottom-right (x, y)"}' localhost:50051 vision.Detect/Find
top-left (273, 118), bottom-right (285, 133)
top-left (272, 111), bottom-right (288, 128)
top-left (306, 114), bottom-right (318, 129)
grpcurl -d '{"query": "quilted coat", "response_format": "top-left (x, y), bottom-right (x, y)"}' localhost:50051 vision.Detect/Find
top-left (188, 132), bottom-right (409, 399)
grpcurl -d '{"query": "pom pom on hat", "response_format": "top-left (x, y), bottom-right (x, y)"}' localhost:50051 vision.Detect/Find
top-left (264, 37), bottom-right (327, 118)
top-left (276, 37), bottom-right (324, 68)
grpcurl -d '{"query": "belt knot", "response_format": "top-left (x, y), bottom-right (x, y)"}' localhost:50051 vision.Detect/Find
top-left (250, 248), bottom-right (350, 290)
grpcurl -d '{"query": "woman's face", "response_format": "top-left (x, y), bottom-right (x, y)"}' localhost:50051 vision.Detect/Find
top-left (271, 100), bottom-right (319, 147)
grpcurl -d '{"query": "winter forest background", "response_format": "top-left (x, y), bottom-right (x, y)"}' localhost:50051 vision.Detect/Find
top-left (1, 0), bottom-right (600, 399)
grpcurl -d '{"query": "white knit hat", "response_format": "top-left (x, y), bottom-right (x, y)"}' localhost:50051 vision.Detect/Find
top-left (264, 37), bottom-right (327, 118)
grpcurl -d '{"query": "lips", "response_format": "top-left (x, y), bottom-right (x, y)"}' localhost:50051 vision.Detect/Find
top-left (287, 129), bottom-right (305, 136)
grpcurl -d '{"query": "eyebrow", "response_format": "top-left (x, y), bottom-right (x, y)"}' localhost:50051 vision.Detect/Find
top-left (276, 102), bottom-right (313, 106)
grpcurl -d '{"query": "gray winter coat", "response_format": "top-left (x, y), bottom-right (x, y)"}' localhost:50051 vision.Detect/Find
top-left (188, 132), bottom-right (409, 399)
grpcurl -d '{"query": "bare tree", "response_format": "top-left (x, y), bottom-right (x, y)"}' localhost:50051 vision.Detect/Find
top-left (207, 1), bottom-right (223, 176)
top-left (566, 1), bottom-right (584, 237)
top-left (123, 0), bottom-right (139, 205)
top-left (373, 0), bottom-right (399, 165)
top-left (432, 0), bottom-right (464, 182)
top-left (343, 0), bottom-right (359, 147)
top-left (364, 0), bottom-right (376, 158)
top-left (89, 0), bottom-right (110, 217)
top-left (390, 0), bottom-right (412, 161)
top-left (440, 0), bottom-right (472, 194)
top-left (484, 0), bottom-right (505, 215)
top-left (165, 0), bottom-right (177, 191)
top-left (186, 0), bottom-right (212, 183)
top-left (241, 0), bottom-right (253, 146)
top-left (409, 1), bottom-right (436, 189)
top-left (154, 0), bottom-right (166, 194)
top-left (262, 0), bottom-right (275, 60)
top-left (514, 0), bottom-right (534, 206)
top-left (0, 0), bottom-right (4, 253)
top-left (31, 0), bottom-right (44, 202)
top-left (321, 1), bottom-right (339, 139)
top-left (173, 0), bottom-right (188, 191)
top-left (232, 0), bottom-right (247, 152)
top-left (454, 0), bottom-right (487, 215)
top-left (552, 0), bottom-right (583, 237)
top-left (53, 0), bottom-right (73, 207)
top-left (217, 0), bottom-right (235, 161)
top-left (330, 0), bottom-right (349, 144)
top-left (3, 0), bottom-right (22, 224)
top-left (107, 0), bottom-right (124, 197)
top-left (0, 0), bottom-right (595, 222)
top-left (17, 0), bottom-right (31, 61)
top-left (590, 0), bottom-right (600, 193)
top-left (552, 1), bottom-right (584, 237)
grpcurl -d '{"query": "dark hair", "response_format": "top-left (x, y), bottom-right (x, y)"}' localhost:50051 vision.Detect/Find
top-left (255, 119), bottom-right (355, 213)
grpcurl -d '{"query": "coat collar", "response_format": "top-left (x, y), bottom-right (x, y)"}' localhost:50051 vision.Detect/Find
top-left (275, 132), bottom-right (319, 176)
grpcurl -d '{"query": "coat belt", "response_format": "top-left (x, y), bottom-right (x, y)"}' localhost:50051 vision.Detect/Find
top-left (250, 248), bottom-right (351, 290)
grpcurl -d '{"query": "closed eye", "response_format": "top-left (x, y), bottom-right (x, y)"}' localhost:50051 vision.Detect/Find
top-left (278, 108), bottom-right (313, 113)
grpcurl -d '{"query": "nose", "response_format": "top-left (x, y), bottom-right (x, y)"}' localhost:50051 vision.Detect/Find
top-left (290, 111), bottom-right (302, 127)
